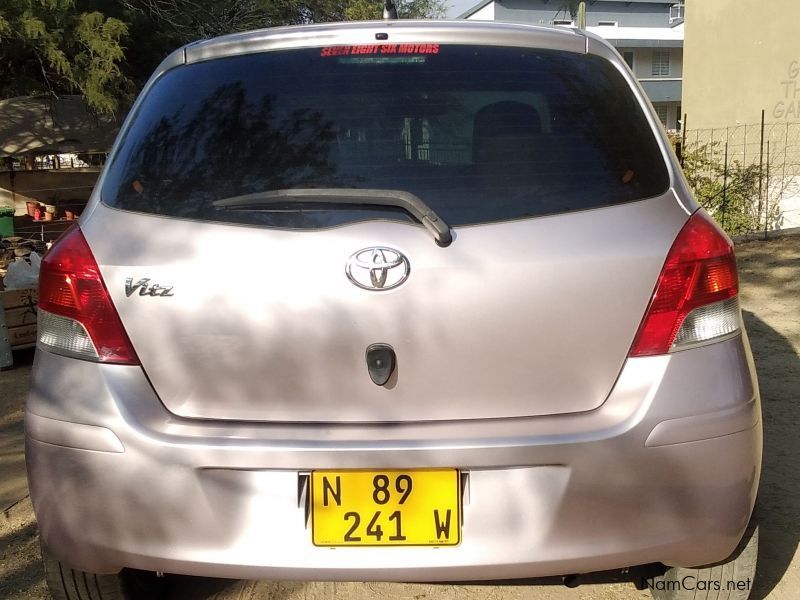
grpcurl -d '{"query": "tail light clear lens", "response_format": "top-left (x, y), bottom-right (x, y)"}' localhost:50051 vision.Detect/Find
top-left (38, 226), bottom-right (139, 364)
top-left (672, 297), bottom-right (740, 347)
top-left (630, 211), bottom-right (740, 356)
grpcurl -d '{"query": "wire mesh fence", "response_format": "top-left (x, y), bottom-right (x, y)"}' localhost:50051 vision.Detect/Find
top-left (676, 114), bottom-right (800, 237)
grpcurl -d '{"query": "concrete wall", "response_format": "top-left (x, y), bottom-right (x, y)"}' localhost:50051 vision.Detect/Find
top-left (582, 1), bottom-right (672, 27)
top-left (682, 0), bottom-right (800, 129)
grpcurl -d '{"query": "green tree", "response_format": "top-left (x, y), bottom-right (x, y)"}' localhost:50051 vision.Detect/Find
top-left (120, 0), bottom-right (445, 45)
top-left (1, 0), bottom-right (446, 116)
top-left (0, 0), bottom-right (131, 114)
top-left (116, 0), bottom-right (447, 98)
top-left (345, 0), bottom-right (446, 20)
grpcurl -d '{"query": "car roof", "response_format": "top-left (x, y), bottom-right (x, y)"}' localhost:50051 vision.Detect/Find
top-left (177, 20), bottom-right (592, 66)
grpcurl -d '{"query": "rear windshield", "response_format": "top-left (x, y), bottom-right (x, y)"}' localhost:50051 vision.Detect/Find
top-left (102, 44), bottom-right (670, 228)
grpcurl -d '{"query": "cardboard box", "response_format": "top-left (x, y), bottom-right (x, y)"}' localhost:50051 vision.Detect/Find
top-left (1, 287), bottom-right (38, 349)
top-left (1, 287), bottom-right (38, 310)
top-left (8, 323), bottom-right (37, 347)
top-left (4, 305), bottom-right (38, 327)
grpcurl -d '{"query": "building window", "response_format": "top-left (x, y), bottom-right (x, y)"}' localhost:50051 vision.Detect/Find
top-left (598, 21), bottom-right (618, 26)
top-left (623, 51), bottom-right (634, 70)
top-left (654, 104), bottom-right (669, 128)
top-left (552, 19), bottom-right (574, 26)
top-left (670, 2), bottom-right (685, 22)
top-left (652, 51), bottom-right (670, 76)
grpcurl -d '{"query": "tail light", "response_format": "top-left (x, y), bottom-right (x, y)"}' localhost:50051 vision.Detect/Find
top-left (629, 211), bottom-right (740, 357)
top-left (38, 226), bottom-right (139, 364)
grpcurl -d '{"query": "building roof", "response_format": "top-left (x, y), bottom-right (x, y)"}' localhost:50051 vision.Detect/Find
top-left (458, 0), bottom-right (679, 19)
top-left (0, 96), bottom-right (121, 157)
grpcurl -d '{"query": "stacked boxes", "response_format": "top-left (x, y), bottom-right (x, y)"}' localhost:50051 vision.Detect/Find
top-left (0, 287), bottom-right (38, 369)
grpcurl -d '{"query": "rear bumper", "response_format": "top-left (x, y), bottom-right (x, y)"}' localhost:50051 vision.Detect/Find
top-left (26, 335), bottom-right (761, 580)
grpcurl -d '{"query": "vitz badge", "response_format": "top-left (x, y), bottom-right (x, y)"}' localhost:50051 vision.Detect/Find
top-left (125, 278), bottom-right (174, 297)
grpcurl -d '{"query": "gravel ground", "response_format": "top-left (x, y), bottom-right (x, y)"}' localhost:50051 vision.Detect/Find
top-left (1, 234), bottom-right (798, 600)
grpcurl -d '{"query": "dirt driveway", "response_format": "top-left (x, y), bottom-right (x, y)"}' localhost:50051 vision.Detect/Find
top-left (2, 234), bottom-right (798, 600)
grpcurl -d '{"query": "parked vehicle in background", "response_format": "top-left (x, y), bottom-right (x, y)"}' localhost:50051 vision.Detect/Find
top-left (26, 20), bottom-right (761, 600)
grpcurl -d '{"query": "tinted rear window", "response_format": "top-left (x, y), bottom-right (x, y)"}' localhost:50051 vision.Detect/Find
top-left (102, 45), bottom-right (670, 228)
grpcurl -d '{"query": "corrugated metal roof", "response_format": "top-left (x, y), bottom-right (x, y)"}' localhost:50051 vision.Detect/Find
top-left (0, 96), bottom-right (121, 157)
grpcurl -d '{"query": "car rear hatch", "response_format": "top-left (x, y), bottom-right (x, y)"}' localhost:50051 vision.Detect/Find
top-left (81, 36), bottom-right (686, 423)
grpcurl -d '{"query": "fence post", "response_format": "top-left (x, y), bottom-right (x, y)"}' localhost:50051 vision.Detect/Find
top-left (757, 109), bottom-right (765, 231)
top-left (743, 124), bottom-right (747, 164)
top-left (709, 127), bottom-right (716, 168)
top-left (781, 121), bottom-right (789, 210)
top-left (722, 141), bottom-right (729, 230)
top-left (681, 113), bottom-right (687, 167)
top-left (764, 140), bottom-right (771, 240)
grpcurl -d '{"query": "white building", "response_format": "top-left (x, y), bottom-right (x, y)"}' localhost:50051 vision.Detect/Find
top-left (457, 0), bottom-right (685, 131)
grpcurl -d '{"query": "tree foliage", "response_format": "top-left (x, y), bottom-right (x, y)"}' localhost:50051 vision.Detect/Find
top-left (0, 0), bottom-right (445, 115)
top-left (0, 0), bottom-right (132, 114)
top-left (120, 0), bottom-right (445, 43)
top-left (344, 0), bottom-right (446, 21)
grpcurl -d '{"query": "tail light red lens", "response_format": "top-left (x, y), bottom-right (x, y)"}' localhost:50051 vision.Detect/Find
top-left (629, 211), bottom-right (739, 357)
top-left (39, 226), bottom-right (139, 364)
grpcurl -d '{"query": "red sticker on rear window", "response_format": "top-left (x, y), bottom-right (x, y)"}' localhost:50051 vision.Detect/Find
top-left (321, 44), bottom-right (439, 57)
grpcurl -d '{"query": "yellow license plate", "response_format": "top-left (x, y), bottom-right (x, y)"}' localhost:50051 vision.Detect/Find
top-left (311, 469), bottom-right (461, 546)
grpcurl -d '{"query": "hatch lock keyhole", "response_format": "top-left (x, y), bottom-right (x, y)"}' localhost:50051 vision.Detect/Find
top-left (366, 344), bottom-right (396, 386)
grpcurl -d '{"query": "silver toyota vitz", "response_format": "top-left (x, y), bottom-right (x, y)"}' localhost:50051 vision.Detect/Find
top-left (26, 19), bottom-right (761, 600)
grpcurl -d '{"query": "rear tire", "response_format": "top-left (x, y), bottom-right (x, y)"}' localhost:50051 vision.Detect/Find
top-left (649, 517), bottom-right (758, 600)
top-left (41, 541), bottom-right (167, 600)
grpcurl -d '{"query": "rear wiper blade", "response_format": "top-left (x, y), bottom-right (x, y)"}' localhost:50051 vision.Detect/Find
top-left (212, 188), bottom-right (453, 247)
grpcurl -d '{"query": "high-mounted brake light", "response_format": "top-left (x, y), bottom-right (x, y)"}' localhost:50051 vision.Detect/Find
top-left (38, 226), bottom-right (139, 364)
top-left (629, 211), bottom-right (740, 356)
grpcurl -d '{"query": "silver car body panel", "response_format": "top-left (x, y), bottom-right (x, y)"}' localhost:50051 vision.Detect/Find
top-left (28, 332), bottom-right (760, 578)
top-left (82, 192), bottom-right (687, 423)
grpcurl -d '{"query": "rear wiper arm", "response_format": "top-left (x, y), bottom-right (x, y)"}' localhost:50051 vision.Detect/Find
top-left (212, 188), bottom-right (453, 247)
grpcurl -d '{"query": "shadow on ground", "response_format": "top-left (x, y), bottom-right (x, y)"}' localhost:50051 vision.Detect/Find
top-left (0, 347), bottom-right (33, 513)
top-left (0, 516), bottom-right (45, 599)
top-left (743, 311), bottom-right (800, 600)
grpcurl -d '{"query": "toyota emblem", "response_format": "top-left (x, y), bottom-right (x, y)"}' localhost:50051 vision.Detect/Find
top-left (346, 247), bottom-right (410, 291)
